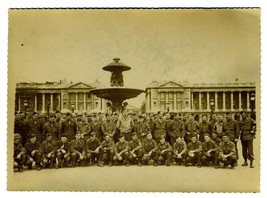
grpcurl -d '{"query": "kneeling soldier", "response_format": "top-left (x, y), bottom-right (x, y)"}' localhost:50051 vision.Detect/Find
top-left (186, 136), bottom-right (202, 167)
top-left (129, 132), bottom-right (143, 166)
top-left (157, 136), bottom-right (172, 166)
top-left (25, 134), bottom-right (43, 171)
top-left (172, 136), bottom-right (187, 165)
top-left (141, 133), bottom-right (158, 166)
top-left (14, 133), bottom-right (26, 172)
top-left (201, 133), bottom-right (218, 167)
top-left (217, 135), bottom-right (237, 169)
top-left (42, 133), bottom-right (57, 168)
top-left (85, 132), bottom-right (101, 165)
top-left (113, 135), bottom-right (130, 166)
top-left (56, 135), bottom-right (71, 168)
top-left (70, 133), bottom-right (86, 167)
top-left (98, 135), bottom-right (115, 167)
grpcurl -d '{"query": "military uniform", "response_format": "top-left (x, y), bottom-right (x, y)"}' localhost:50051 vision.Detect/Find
top-left (60, 119), bottom-right (77, 141)
top-left (13, 134), bottom-right (26, 172)
top-left (113, 141), bottom-right (130, 165)
top-left (85, 137), bottom-right (101, 164)
top-left (99, 139), bottom-right (115, 166)
top-left (213, 120), bottom-right (224, 138)
top-left (77, 120), bottom-right (91, 141)
top-left (184, 120), bottom-right (199, 144)
top-left (14, 118), bottom-right (29, 145)
top-left (134, 121), bottom-right (151, 141)
top-left (157, 141), bottom-right (172, 166)
top-left (70, 139), bottom-right (86, 167)
top-left (117, 115), bottom-right (134, 141)
top-left (201, 139), bottom-right (218, 166)
top-left (169, 120), bottom-right (184, 146)
top-left (25, 139), bottom-right (43, 170)
top-left (28, 118), bottom-right (43, 143)
top-left (198, 121), bottom-right (212, 142)
top-left (172, 140), bottom-right (187, 165)
top-left (186, 140), bottom-right (202, 167)
top-left (218, 140), bottom-right (237, 168)
top-left (153, 118), bottom-right (167, 143)
top-left (91, 121), bottom-right (103, 142)
top-left (42, 139), bottom-right (57, 168)
top-left (101, 121), bottom-right (116, 139)
top-left (141, 138), bottom-right (158, 165)
top-left (128, 137), bottom-right (143, 165)
top-left (56, 139), bottom-right (71, 168)
top-left (43, 121), bottom-right (60, 140)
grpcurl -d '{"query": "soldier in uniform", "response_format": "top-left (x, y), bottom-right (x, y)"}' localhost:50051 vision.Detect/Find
top-left (77, 117), bottom-right (91, 141)
top-left (223, 112), bottom-right (240, 162)
top-left (152, 112), bottom-right (167, 143)
top-left (210, 113), bottom-right (218, 129)
top-left (101, 115), bottom-right (117, 140)
top-left (134, 115), bottom-right (151, 142)
top-left (43, 114), bottom-right (60, 141)
top-left (211, 132), bottom-right (222, 147)
top-left (14, 112), bottom-right (29, 146)
top-left (113, 135), bottom-right (130, 166)
top-left (60, 112), bottom-right (77, 141)
top-left (117, 110), bottom-right (134, 141)
top-left (28, 112), bottom-right (43, 144)
top-left (184, 114), bottom-right (199, 145)
top-left (141, 133), bottom-right (158, 166)
top-left (198, 115), bottom-right (213, 142)
top-left (70, 133), bottom-right (86, 167)
top-left (172, 136), bottom-right (187, 165)
top-left (164, 113), bottom-right (172, 143)
top-left (41, 133), bottom-right (57, 168)
top-left (91, 114), bottom-right (103, 142)
top-left (217, 135), bottom-right (237, 169)
top-left (25, 134), bottom-right (42, 171)
top-left (186, 136), bottom-right (202, 167)
top-left (98, 135), bottom-right (115, 167)
top-left (13, 133), bottom-right (26, 172)
top-left (201, 134), bottom-right (218, 167)
top-left (128, 132), bottom-right (143, 166)
top-left (157, 136), bottom-right (172, 166)
top-left (85, 132), bottom-right (101, 165)
top-left (169, 114), bottom-right (185, 146)
top-left (213, 114), bottom-right (224, 138)
top-left (240, 111), bottom-right (256, 168)
top-left (55, 135), bottom-right (71, 169)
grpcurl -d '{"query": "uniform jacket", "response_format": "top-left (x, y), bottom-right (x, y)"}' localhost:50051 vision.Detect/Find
top-left (71, 139), bottom-right (85, 154)
top-left (25, 141), bottom-right (42, 157)
top-left (202, 140), bottom-right (217, 153)
top-left (240, 118), bottom-right (256, 141)
top-left (60, 119), bottom-right (77, 141)
top-left (153, 118), bottom-right (167, 137)
top-left (172, 141), bottom-right (187, 154)
top-left (56, 140), bottom-right (71, 154)
top-left (169, 120), bottom-right (185, 138)
top-left (128, 138), bottom-right (142, 151)
top-left (134, 121), bottom-right (151, 139)
top-left (157, 142), bottom-right (172, 152)
top-left (184, 120), bottom-right (199, 141)
top-left (100, 139), bottom-right (115, 150)
top-left (117, 116), bottom-right (134, 134)
top-left (85, 138), bottom-right (101, 152)
top-left (187, 141), bottom-right (202, 153)
top-left (42, 140), bottom-right (56, 155)
top-left (198, 121), bottom-right (213, 142)
top-left (218, 140), bottom-right (236, 155)
top-left (115, 141), bottom-right (129, 153)
top-left (223, 119), bottom-right (240, 141)
top-left (43, 122), bottom-right (60, 140)
top-left (101, 121), bottom-right (116, 136)
top-left (14, 143), bottom-right (25, 157)
top-left (142, 138), bottom-right (158, 153)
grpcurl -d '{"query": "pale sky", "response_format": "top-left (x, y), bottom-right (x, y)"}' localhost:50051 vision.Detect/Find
top-left (8, 9), bottom-right (261, 106)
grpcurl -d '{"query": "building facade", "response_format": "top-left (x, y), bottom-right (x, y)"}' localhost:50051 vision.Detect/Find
top-left (15, 80), bottom-right (108, 114)
top-left (144, 80), bottom-right (256, 115)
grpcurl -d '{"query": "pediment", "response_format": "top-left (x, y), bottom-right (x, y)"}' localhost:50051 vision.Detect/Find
top-left (68, 82), bottom-right (93, 89)
top-left (159, 81), bottom-right (183, 88)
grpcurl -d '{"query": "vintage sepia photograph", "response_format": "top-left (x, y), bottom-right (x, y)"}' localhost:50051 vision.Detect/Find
top-left (7, 8), bottom-right (261, 192)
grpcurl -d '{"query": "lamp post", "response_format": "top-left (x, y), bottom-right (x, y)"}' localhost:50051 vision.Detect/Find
top-left (71, 104), bottom-right (75, 113)
top-left (166, 102), bottom-right (170, 113)
top-left (106, 101), bottom-right (112, 114)
top-left (23, 99), bottom-right (28, 113)
top-left (250, 92), bottom-right (255, 119)
top-left (47, 101), bottom-right (50, 116)
top-left (210, 98), bottom-right (215, 119)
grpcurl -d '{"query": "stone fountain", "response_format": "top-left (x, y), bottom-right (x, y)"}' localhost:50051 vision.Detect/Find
top-left (90, 58), bottom-right (144, 113)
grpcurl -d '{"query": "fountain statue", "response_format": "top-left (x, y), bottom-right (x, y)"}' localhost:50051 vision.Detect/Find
top-left (90, 58), bottom-right (144, 113)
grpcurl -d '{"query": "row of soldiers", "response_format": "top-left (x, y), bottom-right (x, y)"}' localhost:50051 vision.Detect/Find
top-left (13, 110), bottom-right (256, 172)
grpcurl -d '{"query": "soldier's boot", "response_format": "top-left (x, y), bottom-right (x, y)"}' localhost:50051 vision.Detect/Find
top-left (138, 159), bottom-right (142, 167)
top-left (18, 165), bottom-right (23, 172)
top-left (166, 158), bottom-right (171, 167)
top-left (36, 164), bottom-right (41, 171)
top-left (153, 160), bottom-right (158, 167)
top-left (250, 160), bottom-right (254, 168)
top-left (98, 161), bottom-right (104, 167)
top-left (125, 160), bottom-right (130, 167)
top-left (242, 159), bottom-right (248, 166)
top-left (108, 161), bottom-right (113, 167)
top-left (28, 164), bottom-right (32, 170)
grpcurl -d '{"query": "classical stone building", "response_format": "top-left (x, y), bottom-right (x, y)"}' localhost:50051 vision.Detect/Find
top-left (15, 80), bottom-right (108, 114)
top-left (143, 80), bottom-right (256, 115)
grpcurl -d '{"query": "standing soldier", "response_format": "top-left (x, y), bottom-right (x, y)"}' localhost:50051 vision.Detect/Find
top-left (157, 136), bottom-right (172, 166)
top-left (184, 114), bottom-right (199, 145)
top-left (134, 115), bottom-right (151, 142)
top-left (60, 112), bottom-right (77, 142)
top-left (91, 114), bottom-right (103, 142)
top-left (55, 135), bottom-right (71, 169)
top-left (198, 115), bottom-right (213, 142)
top-left (223, 112), bottom-right (240, 162)
top-left (70, 133), bottom-right (86, 167)
top-left (165, 113), bottom-right (172, 143)
top-left (169, 114), bottom-right (185, 146)
top-left (128, 132), bottom-right (143, 166)
top-left (153, 112), bottom-right (167, 143)
top-left (41, 133), bottom-right (57, 168)
top-left (172, 136), bottom-right (187, 165)
top-left (213, 114), bottom-right (224, 139)
top-left (25, 134), bottom-right (43, 171)
top-left (186, 136), bottom-right (202, 167)
top-left (43, 114), bottom-right (60, 141)
top-left (113, 135), bottom-right (130, 166)
top-left (85, 132), bottom-right (101, 165)
top-left (117, 110), bottom-right (134, 141)
top-left (14, 112), bottom-right (29, 146)
top-left (240, 111), bottom-right (256, 168)
top-left (98, 135), bottom-right (115, 167)
top-left (217, 135), bottom-right (238, 169)
top-left (201, 134), bottom-right (218, 167)
top-left (210, 113), bottom-right (218, 129)
top-left (77, 117), bottom-right (91, 141)
top-left (101, 115), bottom-right (117, 140)
top-left (13, 133), bottom-right (26, 172)
top-left (141, 133), bottom-right (158, 166)
top-left (211, 132), bottom-right (222, 147)
top-left (28, 112), bottom-right (43, 144)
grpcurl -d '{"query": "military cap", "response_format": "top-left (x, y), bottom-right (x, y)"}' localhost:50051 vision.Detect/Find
top-left (204, 133), bottom-right (210, 137)
top-left (14, 133), bottom-right (21, 140)
top-left (90, 132), bottom-right (96, 136)
top-left (160, 135), bottom-right (165, 140)
top-left (77, 112), bottom-right (83, 116)
top-left (66, 112), bottom-right (71, 116)
top-left (29, 134), bottom-right (36, 138)
top-left (46, 133), bottom-right (52, 137)
top-left (118, 135), bottom-right (125, 139)
top-left (132, 132), bottom-right (137, 136)
top-left (226, 111), bottom-right (232, 115)
top-left (55, 110), bottom-right (61, 114)
top-left (49, 113), bottom-right (56, 118)
top-left (32, 111), bottom-right (38, 116)
top-left (139, 115), bottom-right (144, 119)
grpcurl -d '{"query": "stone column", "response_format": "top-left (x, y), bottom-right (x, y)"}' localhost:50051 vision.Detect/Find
top-left (198, 92), bottom-right (202, 110)
top-left (75, 93), bottom-right (78, 111)
top-left (34, 94), bottom-right (37, 111)
top-left (58, 93), bottom-right (61, 110)
top-left (42, 93), bottom-right (45, 113)
top-left (50, 93), bottom-right (53, 111)
top-left (18, 95), bottom-right (21, 112)
top-left (165, 92), bottom-right (168, 111)
top-left (207, 92), bottom-right (210, 111)
top-left (91, 94), bottom-right (94, 110)
top-left (174, 92), bottom-right (177, 112)
top-left (188, 90), bottom-right (191, 111)
top-left (215, 92), bottom-right (218, 111)
top-left (83, 93), bottom-right (86, 111)
top-left (157, 91), bottom-right (160, 111)
top-left (239, 91), bottom-right (242, 111)
top-left (191, 92), bottom-right (194, 110)
top-left (222, 92), bottom-right (226, 111)
top-left (231, 91), bottom-right (234, 111)
top-left (247, 91), bottom-right (250, 110)
top-left (146, 92), bottom-right (149, 112)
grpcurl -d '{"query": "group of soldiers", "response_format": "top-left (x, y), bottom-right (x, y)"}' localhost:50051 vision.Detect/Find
top-left (13, 109), bottom-right (256, 172)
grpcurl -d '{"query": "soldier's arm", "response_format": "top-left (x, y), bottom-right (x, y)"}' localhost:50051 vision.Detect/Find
top-left (166, 143), bottom-right (172, 152)
top-left (180, 142), bottom-right (187, 155)
top-left (235, 121), bottom-right (240, 140)
top-left (151, 140), bottom-right (158, 152)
